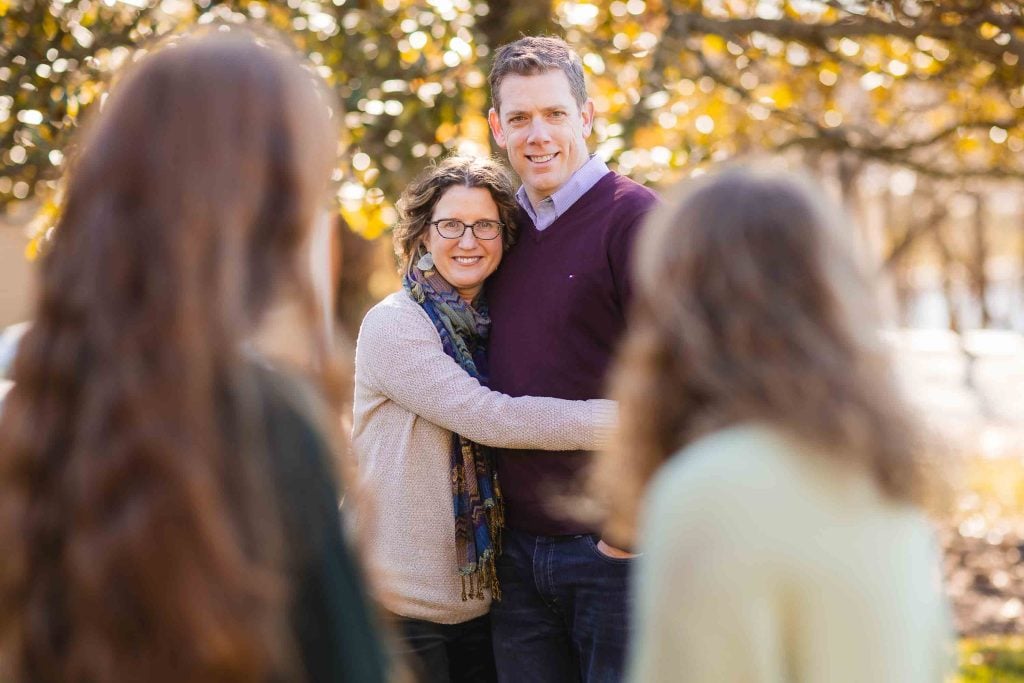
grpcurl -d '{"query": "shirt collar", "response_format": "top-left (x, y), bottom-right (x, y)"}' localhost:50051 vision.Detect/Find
top-left (516, 155), bottom-right (610, 229)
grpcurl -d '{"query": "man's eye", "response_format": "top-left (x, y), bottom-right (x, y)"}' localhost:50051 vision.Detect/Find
top-left (549, 111), bottom-right (566, 118)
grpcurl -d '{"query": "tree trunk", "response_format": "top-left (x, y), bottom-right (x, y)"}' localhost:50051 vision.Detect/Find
top-left (333, 215), bottom-right (392, 340)
top-left (934, 223), bottom-right (960, 334)
top-left (969, 193), bottom-right (992, 328)
top-left (476, 0), bottom-right (559, 58)
top-left (882, 188), bottom-right (912, 325)
top-left (836, 152), bottom-right (863, 224)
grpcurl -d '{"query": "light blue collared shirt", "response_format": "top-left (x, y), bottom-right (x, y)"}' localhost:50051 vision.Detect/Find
top-left (516, 155), bottom-right (610, 231)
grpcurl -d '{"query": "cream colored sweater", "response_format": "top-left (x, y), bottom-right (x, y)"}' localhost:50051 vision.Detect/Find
top-left (352, 291), bottom-right (616, 625)
top-left (628, 424), bottom-right (953, 683)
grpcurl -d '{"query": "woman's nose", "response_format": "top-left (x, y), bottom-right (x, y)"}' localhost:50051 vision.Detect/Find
top-left (458, 228), bottom-right (479, 248)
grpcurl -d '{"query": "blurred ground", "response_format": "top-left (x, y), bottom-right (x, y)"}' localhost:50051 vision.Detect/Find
top-left (891, 330), bottom-right (1024, 638)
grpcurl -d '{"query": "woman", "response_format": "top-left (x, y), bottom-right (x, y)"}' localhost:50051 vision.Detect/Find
top-left (0, 31), bottom-right (387, 683)
top-left (592, 168), bottom-right (953, 683)
top-left (352, 156), bottom-right (615, 683)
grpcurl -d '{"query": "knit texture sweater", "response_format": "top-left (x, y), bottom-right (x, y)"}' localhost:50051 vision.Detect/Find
top-left (352, 291), bottom-right (617, 624)
top-left (487, 171), bottom-right (658, 535)
top-left (628, 424), bottom-right (954, 683)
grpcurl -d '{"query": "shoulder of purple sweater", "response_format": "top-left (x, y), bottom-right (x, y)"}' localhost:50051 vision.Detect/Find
top-left (607, 171), bottom-right (659, 207)
top-left (595, 173), bottom-right (658, 249)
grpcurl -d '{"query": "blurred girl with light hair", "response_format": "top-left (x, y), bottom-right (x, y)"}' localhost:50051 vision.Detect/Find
top-left (592, 167), bottom-right (953, 683)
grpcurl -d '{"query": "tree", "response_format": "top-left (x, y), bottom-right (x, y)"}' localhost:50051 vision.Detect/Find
top-left (2, 0), bottom-right (513, 234)
top-left (4, 1), bottom-right (1023, 329)
top-left (563, 0), bottom-right (1024, 327)
top-left (563, 0), bottom-right (1024, 183)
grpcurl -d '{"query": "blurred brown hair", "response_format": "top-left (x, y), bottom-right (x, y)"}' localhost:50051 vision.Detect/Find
top-left (0, 28), bottom-right (338, 683)
top-left (593, 167), bottom-right (928, 547)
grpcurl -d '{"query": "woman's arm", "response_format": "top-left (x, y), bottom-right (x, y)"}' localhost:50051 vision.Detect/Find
top-left (355, 299), bottom-right (615, 451)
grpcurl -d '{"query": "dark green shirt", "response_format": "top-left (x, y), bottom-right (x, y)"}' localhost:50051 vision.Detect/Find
top-left (256, 366), bottom-right (388, 683)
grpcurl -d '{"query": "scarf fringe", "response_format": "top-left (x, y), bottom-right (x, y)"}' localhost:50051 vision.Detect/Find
top-left (459, 553), bottom-right (502, 602)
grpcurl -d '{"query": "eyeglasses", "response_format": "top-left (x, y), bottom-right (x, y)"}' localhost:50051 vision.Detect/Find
top-left (430, 219), bottom-right (504, 240)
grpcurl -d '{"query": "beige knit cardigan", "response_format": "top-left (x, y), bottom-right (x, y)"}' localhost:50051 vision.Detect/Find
top-left (351, 291), bottom-right (616, 625)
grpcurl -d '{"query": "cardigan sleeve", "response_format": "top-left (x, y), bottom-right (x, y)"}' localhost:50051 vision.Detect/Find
top-left (355, 298), bottom-right (616, 451)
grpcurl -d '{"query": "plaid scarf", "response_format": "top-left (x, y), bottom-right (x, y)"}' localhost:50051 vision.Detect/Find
top-left (404, 266), bottom-right (503, 601)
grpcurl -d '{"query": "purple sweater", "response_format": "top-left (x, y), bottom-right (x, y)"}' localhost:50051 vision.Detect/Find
top-left (487, 171), bottom-right (658, 535)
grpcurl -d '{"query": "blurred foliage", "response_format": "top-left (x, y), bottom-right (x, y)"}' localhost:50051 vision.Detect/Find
top-left (1, 0), bottom-right (524, 248)
top-left (957, 637), bottom-right (1024, 682)
top-left (574, 0), bottom-right (1024, 185)
top-left (2, 0), bottom-right (1023, 259)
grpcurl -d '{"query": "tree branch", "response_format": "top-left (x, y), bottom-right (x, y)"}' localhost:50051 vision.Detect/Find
top-left (667, 10), bottom-right (1024, 65)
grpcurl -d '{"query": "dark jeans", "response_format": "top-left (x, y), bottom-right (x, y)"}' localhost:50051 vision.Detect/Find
top-left (393, 612), bottom-right (498, 683)
top-left (491, 528), bottom-right (633, 683)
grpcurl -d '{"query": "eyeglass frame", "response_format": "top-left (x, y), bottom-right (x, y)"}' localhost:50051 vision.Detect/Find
top-left (429, 218), bottom-right (504, 240)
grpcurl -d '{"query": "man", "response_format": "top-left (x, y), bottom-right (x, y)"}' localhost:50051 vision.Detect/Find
top-left (485, 36), bottom-right (658, 683)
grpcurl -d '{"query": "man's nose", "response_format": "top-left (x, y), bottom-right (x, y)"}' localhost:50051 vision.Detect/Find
top-left (526, 118), bottom-right (552, 144)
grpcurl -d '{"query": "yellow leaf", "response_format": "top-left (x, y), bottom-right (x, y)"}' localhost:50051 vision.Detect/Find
top-left (340, 204), bottom-right (389, 240)
top-left (633, 127), bottom-right (663, 149)
top-left (979, 22), bottom-right (1000, 40)
top-left (0, 0), bottom-right (9, 17)
top-left (43, 14), bottom-right (57, 40)
top-left (702, 35), bottom-right (725, 55)
top-left (956, 137), bottom-right (980, 154)
top-left (769, 84), bottom-right (793, 110)
top-left (435, 122), bottom-right (457, 144)
top-left (460, 114), bottom-right (490, 145)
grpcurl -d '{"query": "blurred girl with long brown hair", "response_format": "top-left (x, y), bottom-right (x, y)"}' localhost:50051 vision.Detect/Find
top-left (0, 30), bottom-right (387, 683)
top-left (592, 168), bottom-right (952, 682)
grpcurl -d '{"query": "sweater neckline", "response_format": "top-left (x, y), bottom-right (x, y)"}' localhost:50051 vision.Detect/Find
top-left (526, 171), bottom-right (616, 243)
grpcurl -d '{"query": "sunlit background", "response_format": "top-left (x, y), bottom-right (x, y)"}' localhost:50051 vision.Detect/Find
top-left (3, 0), bottom-right (1024, 677)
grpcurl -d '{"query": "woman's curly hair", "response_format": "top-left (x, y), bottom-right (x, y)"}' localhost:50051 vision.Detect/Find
top-left (392, 155), bottom-right (519, 273)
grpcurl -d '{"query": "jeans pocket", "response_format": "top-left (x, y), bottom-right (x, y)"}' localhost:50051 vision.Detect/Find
top-left (584, 534), bottom-right (637, 565)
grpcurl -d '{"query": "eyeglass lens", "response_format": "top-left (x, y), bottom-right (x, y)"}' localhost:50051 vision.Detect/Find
top-left (435, 219), bottom-right (501, 239)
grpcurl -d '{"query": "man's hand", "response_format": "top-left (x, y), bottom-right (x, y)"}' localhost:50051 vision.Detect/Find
top-left (597, 539), bottom-right (640, 559)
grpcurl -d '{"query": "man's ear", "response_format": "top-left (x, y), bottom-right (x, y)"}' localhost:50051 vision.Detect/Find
top-left (488, 108), bottom-right (507, 149)
top-left (581, 98), bottom-right (595, 137)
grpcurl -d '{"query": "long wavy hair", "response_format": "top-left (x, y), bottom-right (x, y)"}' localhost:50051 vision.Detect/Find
top-left (593, 167), bottom-right (927, 547)
top-left (0, 29), bottom-right (337, 683)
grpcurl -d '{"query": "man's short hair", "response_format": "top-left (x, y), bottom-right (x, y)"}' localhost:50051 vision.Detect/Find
top-left (488, 36), bottom-right (587, 114)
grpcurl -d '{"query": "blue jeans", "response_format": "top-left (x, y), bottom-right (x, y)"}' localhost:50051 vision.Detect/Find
top-left (491, 528), bottom-right (633, 683)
